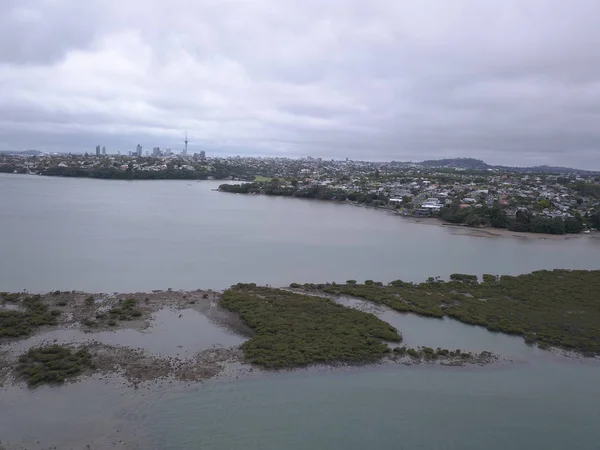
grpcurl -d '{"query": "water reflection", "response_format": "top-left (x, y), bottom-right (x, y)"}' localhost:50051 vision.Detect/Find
top-left (333, 296), bottom-right (573, 362)
top-left (6, 308), bottom-right (245, 358)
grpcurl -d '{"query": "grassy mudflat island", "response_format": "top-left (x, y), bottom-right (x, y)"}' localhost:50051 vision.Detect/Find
top-left (1, 270), bottom-right (599, 388)
top-left (221, 284), bottom-right (401, 368)
top-left (302, 269), bottom-right (600, 355)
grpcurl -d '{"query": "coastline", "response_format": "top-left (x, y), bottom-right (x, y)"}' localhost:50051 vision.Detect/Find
top-left (3, 277), bottom-right (600, 391)
top-left (5, 175), bottom-right (595, 242)
top-left (218, 188), bottom-right (598, 241)
top-left (401, 216), bottom-right (598, 240)
top-left (0, 287), bottom-right (525, 390)
top-left (341, 201), bottom-right (598, 240)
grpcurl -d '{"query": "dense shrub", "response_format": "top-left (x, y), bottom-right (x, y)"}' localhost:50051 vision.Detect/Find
top-left (449, 273), bottom-right (479, 283)
top-left (315, 270), bottom-right (600, 355)
top-left (17, 345), bottom-right (94, 387)
top-left (482, 274), bottom-right (498, 283)
top-left (0, 296), bottom-right (60, 337)
top-left (108, 298), bottom-right (142, 321)
top-left (220, 286), bottom-right (401, 368)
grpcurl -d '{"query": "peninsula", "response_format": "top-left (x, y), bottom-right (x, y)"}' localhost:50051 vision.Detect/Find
top-left (2, 153), bottom-right (599, 235)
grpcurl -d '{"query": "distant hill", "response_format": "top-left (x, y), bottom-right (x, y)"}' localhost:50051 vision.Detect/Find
top-left (416, 158), bottom-right (599, 175)
top-left (0, 149), bottom-right (44, 156)
top-left (418, 158), bottom-right (489, 170)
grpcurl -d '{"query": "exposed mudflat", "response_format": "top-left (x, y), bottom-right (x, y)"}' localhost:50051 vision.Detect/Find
top-left (1, 290), bottom-right (253, 388)
top-left (0, 288), bottom-right (507, 392)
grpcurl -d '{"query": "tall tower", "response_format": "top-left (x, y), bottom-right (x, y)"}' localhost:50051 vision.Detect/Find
top-left (184, 131), bottom-right (188, 156)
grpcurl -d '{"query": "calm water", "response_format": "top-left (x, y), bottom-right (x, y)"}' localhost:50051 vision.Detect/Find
top-left (2, 361), bottom-right (600, 450)
top-left (5, 307), bottom-right (244, 358)
top-left (0, 174), bottom-right (599, 292)
top-left (1, 174), bottom-right (600, 450)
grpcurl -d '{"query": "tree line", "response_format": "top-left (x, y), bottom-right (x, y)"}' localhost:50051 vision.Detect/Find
top-left (439, 201), bottom-right (585, 234)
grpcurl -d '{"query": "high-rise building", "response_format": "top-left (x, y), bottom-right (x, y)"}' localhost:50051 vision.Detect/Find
top-left (101, 146), bottom-right (106, 155)
top-left (95, 145), bottom-right (101, 157)
top-left (199, 150), bottom-right (206, 160)
top-left (183, 131), bottom-right (188, 156)
top-left (136, 144), bottom-right (142, 157)
top-left (152, 147), bottom-right (161, 157)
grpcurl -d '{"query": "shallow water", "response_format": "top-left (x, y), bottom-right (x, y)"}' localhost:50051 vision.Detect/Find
top-left (333, 296), bottom-right (562, 362)
top-left (2, 360), bottom-right (600, 450)
top-left (2, 298), bottom-right (599, 450)
top-left (6, 308), bottom-right (245, 358)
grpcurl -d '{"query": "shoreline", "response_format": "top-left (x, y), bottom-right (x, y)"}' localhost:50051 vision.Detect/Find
top-left (217, 188), bottom-right (599, 241)
top-left (0, 288), bottom-right (521, 390)
top-left (398, 215), bottom-right (598, 240)
top-left (3, 281), bottom-right (599, 390)
top-left (4, 174), bottom-right (596, 241)
top-left (336, 200), bottom-right (598, 240)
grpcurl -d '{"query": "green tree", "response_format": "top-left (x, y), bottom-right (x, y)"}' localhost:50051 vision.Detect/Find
top-left (489, 206), bottom-right (509, 228)
top-left (465, 213), bottom-right (487, 227)
top-left (509, 210), bottom-right (532, 232)
top-left (536, 199), bottom-right (552, 210)
top-left (565, 217), bottom-right (584, 234)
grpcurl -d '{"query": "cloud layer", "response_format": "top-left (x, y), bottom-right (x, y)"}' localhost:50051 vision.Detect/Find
top-left (1, 0), bottom-right (600, 168)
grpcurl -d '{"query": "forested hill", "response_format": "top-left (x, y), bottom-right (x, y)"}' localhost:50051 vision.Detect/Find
top-left (416, 157), bottom-right (598, 175)
top-left (418, 158), bottom-right (488, 170)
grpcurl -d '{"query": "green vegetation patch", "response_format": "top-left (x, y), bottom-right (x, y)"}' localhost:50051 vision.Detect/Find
top-left (0, 295), bottom-right (61, 338)
top-left (108, 298), bottom-right (142, 321)
top-left (221, 284), bottom-right (401, 368)
top-left (316, 270), bottom-right (600, 355)
top-left (17, 345), bottom-right (94, 387)
top-left (0, 292), bottom-right (22, 302)
top-left (253, 175), bottom-right (274, 182)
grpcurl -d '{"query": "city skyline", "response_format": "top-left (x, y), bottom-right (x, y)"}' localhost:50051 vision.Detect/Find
top-left (2, 1), bottom-right (600, 169)
top-left (88, 130), bottom-right (194, 157)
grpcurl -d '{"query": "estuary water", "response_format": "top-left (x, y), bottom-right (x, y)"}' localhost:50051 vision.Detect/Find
top-left (1, 174), bottom-right (600, 450)
top-left (0, 174), bottom-right (599, 292)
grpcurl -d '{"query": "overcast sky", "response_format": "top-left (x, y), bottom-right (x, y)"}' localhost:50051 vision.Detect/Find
top-left (1, 1), bottom-right (599, 168)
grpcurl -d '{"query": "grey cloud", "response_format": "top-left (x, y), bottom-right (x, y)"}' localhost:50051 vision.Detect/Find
top-left (1, 0), bottom-right (600, 169)
top-left (0, 0), bottom-right (107, 64)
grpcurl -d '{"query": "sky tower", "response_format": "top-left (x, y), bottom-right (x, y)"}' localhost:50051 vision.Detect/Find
top-left (183, 131), bottom-right (188, 156)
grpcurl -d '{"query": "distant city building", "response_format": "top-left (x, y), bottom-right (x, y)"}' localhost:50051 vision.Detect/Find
top-left (95, 145), bottom-right (101, 157)
top-left (135, 144), bottom-right (142, 157)
top-left (165, 147), bottom-right (171, 156)
top-left (101, 146), bottom-right (106, 155)
top-left (152, 147), bottom-right (161, 157)
top-left (200, 150), bottom-right (206, 160)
